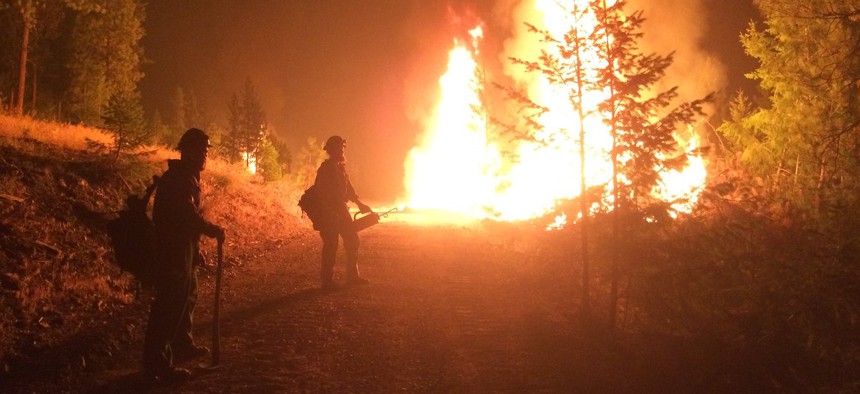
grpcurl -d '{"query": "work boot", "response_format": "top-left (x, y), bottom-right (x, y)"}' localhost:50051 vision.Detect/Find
top-left (173, 344), bottom-right (209, 362)
top-left (144, 367), bottom-right (191, 383)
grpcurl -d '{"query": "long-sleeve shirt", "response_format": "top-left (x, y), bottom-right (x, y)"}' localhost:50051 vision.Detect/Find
top-left (314, 158), bottom-right (359, 210)
top-left (153, 159), bottom-right (215, 242)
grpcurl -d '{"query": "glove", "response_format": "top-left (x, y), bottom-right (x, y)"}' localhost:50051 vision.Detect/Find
top-left (357, 201), bottom-right (372, 214)
top-left (205, 223), bottom-right (226, 244)
top-left (214, 226), bottom-right (226, 244)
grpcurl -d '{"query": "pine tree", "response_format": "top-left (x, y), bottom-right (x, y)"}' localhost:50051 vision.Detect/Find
top-left (504, 1), bottom-right (600, 317)
top-left (170, 87), bottom-right (187, 136)
top-left (0, 0), bottom-right (95, 118)
top-left (257, 135), bottom-right (282, 182)
top-left (4, 0), bottom-right (38, 116)
top-left (149, 109), bottom-right (172, 147)
top-left (505, 0), bottom-right (710, 327)
top-left (591, 0), bottom-right (710, 328)
top-left (269, 135), bottom-right (293, 175)
top-left (1, 0), bottom-right (67, 115)
top-left (66, 0), bottom-right (144, 125)
top-left (226, 77), bottom-right (267, 169)
top-left (165, 87), bottom-right (212, 147)
top-left (719, 0), bottom-right (860, 226)
top-left (102, 89), bottom-right (150, 159)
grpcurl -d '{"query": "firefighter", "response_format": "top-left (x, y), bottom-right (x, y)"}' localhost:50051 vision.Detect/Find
top-left (314, 135), bottom-right (372, 290)
top-left (143, 128), bottom-right (225, 382)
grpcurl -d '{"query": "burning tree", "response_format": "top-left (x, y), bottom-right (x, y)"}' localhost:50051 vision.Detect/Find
top-left (502, 1), bottom-right (600, 317)
top-left (226, 77), bottom-right (267, 170)
top-left (592, 0), bottom-right (711, 328)
top-left (505, 0), bottom-right (711, 327)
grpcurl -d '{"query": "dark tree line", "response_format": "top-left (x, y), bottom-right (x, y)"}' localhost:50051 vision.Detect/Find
top-left (0, 0), bottom-right (143, 123)
top-left (0, 0), bottom-right (146, 158)
top-left (0, 1), bottom-right (292, 172)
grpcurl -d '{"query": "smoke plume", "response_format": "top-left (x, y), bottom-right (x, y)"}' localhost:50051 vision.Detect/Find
top-left (497, 0), bottom-right (726, 124)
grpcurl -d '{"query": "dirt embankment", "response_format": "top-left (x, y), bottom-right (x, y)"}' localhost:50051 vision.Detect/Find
top-left (0, 134), bottom-right (305, 391)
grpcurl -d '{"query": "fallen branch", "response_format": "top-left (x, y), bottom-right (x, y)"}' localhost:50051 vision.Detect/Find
top-left (35, 240), bottom-right (64, 259)
top-left (0, 194), bottom-right (24, 203)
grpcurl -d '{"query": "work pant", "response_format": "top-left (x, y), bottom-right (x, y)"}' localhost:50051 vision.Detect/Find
top-left (319, 208), bottom-right (360, 283)
top-left (143, 238), bottom-right (197, 373)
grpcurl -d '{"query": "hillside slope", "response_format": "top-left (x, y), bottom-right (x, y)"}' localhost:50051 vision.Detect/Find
top-left (0, 116), bottom-right (306, 383)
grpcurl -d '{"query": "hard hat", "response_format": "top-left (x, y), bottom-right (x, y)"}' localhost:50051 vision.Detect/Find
top-left (177, 128), bottom-right (212, 151)
top-left (323, 135), bottom-right (346, 151)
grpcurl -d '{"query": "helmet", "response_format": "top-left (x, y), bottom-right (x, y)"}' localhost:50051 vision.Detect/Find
top-left (323, 135), bottom-right (346, 151)
top-left (177, 128), bottom-right (212, 151)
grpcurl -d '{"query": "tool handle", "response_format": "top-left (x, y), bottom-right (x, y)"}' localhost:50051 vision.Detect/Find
top-left (212, 241), bottom-right (223, 365)
top-left (353, 210), bottom-right (374, 220)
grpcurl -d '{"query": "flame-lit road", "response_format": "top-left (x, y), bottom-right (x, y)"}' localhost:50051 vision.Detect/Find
top-left (89, 218), bottom-right (669, 393)
top-left (204, 219), bottom-right (585, 392)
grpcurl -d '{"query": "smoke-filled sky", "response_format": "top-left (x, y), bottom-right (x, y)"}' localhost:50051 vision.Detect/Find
top-left (140, 0), bottom-right (758, 204)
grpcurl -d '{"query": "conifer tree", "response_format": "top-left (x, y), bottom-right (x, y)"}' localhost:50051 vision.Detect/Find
top-left (257, 135), bottom-right (283, 182)
top-left (4, 0), bottom-right (37, 116)
top-left (102, 89), bottom-right (150, 159)
top-left (505, 0), bottom-right (710, 327)
top-left (592, 0), bottom-right (710, 328)
top-left (149, 109), bottom-right (172, 147)
top-left (0, 0), bottom-right (99, 117)
top-left (66, 0), bottom-right (144, 125)
top-left (504, 2), bottom-right (599, 317)
top-left (226, 77), bottom-right (267, 169)
top-left (719, 0), bottom-right (860, 226)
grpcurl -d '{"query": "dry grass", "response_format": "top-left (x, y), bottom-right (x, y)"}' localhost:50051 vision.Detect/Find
top-left (0, 115), bottom-right (113, 150)
top-left (0, 114), bottom-right (308, 373)
top-left (0, 113), bottom-right (307, 229)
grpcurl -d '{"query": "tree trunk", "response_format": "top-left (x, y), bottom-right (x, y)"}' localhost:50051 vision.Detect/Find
top-left (16, 15), bottom-right (31, 116)
top-left (31, 64), bottom-right (37, 115)
top-left (570, 9), bottom-right (591, 318)
top-left (602, 0), bottom-right (619, 333)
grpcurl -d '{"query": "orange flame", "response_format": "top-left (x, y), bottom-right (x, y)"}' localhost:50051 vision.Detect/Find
top-left (405, 1), bottom-right (707, 224)
top-left (241, 151), bottom-right (257, 175)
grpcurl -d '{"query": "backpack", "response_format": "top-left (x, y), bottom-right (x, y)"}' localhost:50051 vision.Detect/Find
top-left (298, 185), bottom-right (325, 230)
top-left (107, 175), bottom-right (159, 286)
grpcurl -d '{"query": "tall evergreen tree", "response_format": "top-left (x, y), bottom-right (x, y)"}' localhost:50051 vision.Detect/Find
top-left (4, 0), bottom-right (38, 116)
top-left (0, 0), bottom-right (93, 118)
top-left (504, 2), bottom-right (600, 317)
top-left (149, 109), bottom-right (171, 146)
top-left (257, 134), bottom-right (282, 182)
top-left (164, 86), bottom-right (212, 147)
top-left (504, 0), bottom-right (710, 327)
top-left (269, 135), bottom-right (293, 175)
top-left (226, 77), bottom-right (267, 169)
top-left (591, 0), bottom-right (710, 328)
top-left (66, 0), bottom-right (144, 125)
top-left (170, 86), bottom-right (187, 134)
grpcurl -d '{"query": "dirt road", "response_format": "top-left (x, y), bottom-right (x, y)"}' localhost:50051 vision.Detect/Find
top-left (43, 218), bottom-right (661, 393)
